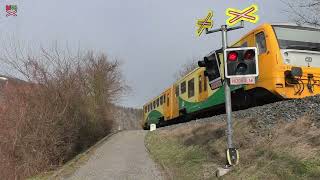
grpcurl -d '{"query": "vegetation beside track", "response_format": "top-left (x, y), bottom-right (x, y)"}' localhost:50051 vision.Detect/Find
top-left (146, 133), bottom-right (210, 179)
top-left (146, 97), bottom-right (320, 179)
top-left (0, 45), bottom-right (134, 179)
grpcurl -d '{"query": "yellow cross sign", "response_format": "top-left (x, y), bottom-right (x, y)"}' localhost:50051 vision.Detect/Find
top-left (196, 10), bottom-right (213, 37)
top-left (226, 4), bottom-right (259, 26)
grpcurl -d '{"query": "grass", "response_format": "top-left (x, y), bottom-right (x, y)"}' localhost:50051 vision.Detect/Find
top-left (27, 151), bottom-right (91, 180)
top-left (27, 172), bottom-right (54, 180)
top-left (28, 131), bottom-right (118, 179)
top-left (230, 149), bottom-right (320, 180)
top-left (145, 118), bottom-right (320, 180)
top-left (145, 132), bottom-right (216, 180)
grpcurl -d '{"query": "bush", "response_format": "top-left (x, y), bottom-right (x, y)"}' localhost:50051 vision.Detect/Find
top-left (0, 48), bottom-right (127, 179)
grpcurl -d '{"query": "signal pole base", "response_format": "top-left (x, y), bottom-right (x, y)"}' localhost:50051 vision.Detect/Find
top-left (216, 166), bottom-right (233, 177)
top-left (226, 148), bottom-right (239, 166)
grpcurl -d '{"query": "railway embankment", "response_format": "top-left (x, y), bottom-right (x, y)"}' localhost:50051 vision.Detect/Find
top-left (145, 95), bottom-right (320, 179)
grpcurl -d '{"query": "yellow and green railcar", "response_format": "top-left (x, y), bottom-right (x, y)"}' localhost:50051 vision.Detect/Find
top-left (142, 23), bottom-right (320, 129)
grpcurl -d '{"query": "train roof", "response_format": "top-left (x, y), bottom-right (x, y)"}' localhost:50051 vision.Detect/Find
top-left (270, 23), bottom-right (320, 29)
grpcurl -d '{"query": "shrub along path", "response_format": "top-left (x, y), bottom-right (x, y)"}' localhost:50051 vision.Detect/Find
top-left (65, 130), bottom-right (164, 180)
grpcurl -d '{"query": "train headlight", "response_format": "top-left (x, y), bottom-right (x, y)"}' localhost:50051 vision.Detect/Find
top-left (291, 67), bottom-right (303, 77)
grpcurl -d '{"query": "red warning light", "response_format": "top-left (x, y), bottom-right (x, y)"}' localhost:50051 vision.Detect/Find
top-left (228, 51), bottom-right (238, 61)
top-left (244, 49), bottom-right (255, 60)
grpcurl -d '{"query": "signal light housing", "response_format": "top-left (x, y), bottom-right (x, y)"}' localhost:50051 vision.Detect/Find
top-left (198, 60), bottom-right (206, 67)
top-left (197, 50), bottom-right (222, 90)
top-left (224, 47), bottom-right (259, 78)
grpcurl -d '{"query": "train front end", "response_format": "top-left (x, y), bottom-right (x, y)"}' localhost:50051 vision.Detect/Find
top-left (272, 25), bottom-right (320, 99)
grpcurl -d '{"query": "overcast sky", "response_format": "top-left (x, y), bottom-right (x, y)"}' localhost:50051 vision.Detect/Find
top-left (0, 0), bottom-right (290, 108)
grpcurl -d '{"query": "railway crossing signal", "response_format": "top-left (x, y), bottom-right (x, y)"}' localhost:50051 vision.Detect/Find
top-left (226, 4), bottom-right (259, 26)
top-left (196, 10), bottom-right (214, 36)
top-left (224, 47), bottom-right (259, 85)
top-left (196, 6), bottom-right (260, 167)
top-left (198, 51), bottom-right (222, 90)
top-left (198, 20), bottom-right (248, 167)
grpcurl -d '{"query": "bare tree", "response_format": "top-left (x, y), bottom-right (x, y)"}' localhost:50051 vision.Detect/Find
top-left (174, 57), bottom-right (199, 80)
top-left (283, 0), bottom-right (320, 26)
top-left (0, 42), bottom-right (128, 179)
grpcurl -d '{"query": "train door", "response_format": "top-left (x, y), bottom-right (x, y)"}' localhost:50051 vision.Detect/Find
top-left (163, 89), bottom-right (170, 120)
top-left (163, 87), bottom-right (175, 120)
top-left (198, 70), bottom-right (208, 102)
top-left (254, 30), bottom-right (273, 82)
top-left (172, 85), bottom-right (179, 118)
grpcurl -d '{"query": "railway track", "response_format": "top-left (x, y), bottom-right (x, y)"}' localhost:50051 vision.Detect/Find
top-left (160, 94), bottom-right (320, 132)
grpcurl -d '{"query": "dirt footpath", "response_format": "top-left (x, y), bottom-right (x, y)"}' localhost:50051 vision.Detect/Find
top-left (67, 130), bottom-right (164, 180)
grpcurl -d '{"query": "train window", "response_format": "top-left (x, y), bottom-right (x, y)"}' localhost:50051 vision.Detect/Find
top-left (204, 76), bottom-right (207, 91)
top-left (167, 95), bottom-right (170, 106)
top-left (199, 75), bottom-right (202, 93)
top-left (175, 85), bottom-right (179, 97)
top-left (153, 101), bottom-right (156, 109)
top-left (160, 96), bottom-right (163, 105)
top-left (181, 81), bottom-right (186, 94)
top-left (188, 78), bottom-right (195, 98)
top-left (148, 104), bottom-right (151, 112)
top-left (256, 32), bottom-right (267, 54)
top-left (157, 98), bottom-right (160, 107)
top-left (163, 94), bottom-right (166, 103)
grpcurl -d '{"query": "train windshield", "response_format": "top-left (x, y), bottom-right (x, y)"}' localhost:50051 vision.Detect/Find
top-left (273, 25), bottom-right (320, 52)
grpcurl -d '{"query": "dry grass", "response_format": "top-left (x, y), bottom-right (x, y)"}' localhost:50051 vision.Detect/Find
top-left (146, 117), bottom-right (320, 180)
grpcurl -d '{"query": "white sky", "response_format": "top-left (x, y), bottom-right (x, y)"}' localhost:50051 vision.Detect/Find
top-left (0, 0), bottom-right (290, 108)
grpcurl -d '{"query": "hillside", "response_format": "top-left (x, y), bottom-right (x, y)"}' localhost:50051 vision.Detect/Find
top-left (145, 95), bottom-right (320, 180)
top-left (111, 105), bottom-right (143, 130)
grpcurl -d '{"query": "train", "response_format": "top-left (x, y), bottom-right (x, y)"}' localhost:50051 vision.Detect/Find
top-left (142, 23), bottom-right (320, 130)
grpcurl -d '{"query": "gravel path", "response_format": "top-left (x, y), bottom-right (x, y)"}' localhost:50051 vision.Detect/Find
top-left (67, 130), bottom-right (164, 180)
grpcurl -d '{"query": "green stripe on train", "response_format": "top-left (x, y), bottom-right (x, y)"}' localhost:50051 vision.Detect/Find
top-left (146, 110), bottom-right (163, 125)
top-left (179, 85), bottom-right (243, 113)
top-left (146, 85), bottom-right (243, 125)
